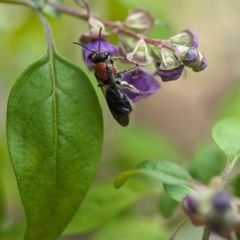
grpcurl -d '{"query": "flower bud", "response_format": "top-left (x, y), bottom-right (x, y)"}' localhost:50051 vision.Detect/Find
top-left (124, 8), bottom-right (154, 34)
top-left (126, 39), bottom-right (153, 66)
top-left (175, 46), bottom-right (207, 72)
top-left (169, 29), bottom-right (198, 48)
top-left (157, 65), bottom-right (184, 82)
top-left (192, 56), bottom-right (207, 72)
top-left (156, 48), bottom-right (184, 81)
top-left (182, 190), bottom-right (240, 239)
top-left (159, 48), bottom-right (181, 70)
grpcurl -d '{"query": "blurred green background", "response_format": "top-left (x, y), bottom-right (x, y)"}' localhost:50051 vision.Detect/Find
top-left (1, 0), bottom-right (240, 239)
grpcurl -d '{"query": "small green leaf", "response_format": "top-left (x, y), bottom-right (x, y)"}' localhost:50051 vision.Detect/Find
top-left (163, 184), bottom-right (195, 202)
top-left (7, 50), bottom-right (103, 240)
top-left (188, 143), bottom-right (225, 183)
top-left (114, 160), bottom-right (192, 189)
top-left (63, 179), bottom-right (153, 235)
top-left (158, 191), bottom-right (178, 218)
top-left (92, 217), bottom-right (168, 240)
top-left (212, 118), bottom-right (240, 163)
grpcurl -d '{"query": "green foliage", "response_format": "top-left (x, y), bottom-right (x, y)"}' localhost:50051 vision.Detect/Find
top-left (158, 191), bottom-right (178, 218)
top-left (212, 118), bottom-right (240, 163)
top-left (92, 217), bottom-right (168, 240)
top-left (7, 51), bottom-right (103, 239)
top-left (0, 222), bottom-right (26, 240)
top-left (230, 174), bottom-right (240, 197)
top-left (163, 184), bottom-right (195, 202)
top-left (114, 160), bottom-right (192, 189)
top-left (63, 179), bottom-right (154, 236)
top-left (113, 126), bottom-right (182, 170)
top-left (188, 143), bottom-right (225, 183)
top-left (2, 1), bottom-right (240, 240)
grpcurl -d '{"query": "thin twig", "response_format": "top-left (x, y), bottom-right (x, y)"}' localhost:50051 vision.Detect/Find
top-left (169, 217), bottom-right (189, 240)
top-left (45, 2), bottom-right (175, 50)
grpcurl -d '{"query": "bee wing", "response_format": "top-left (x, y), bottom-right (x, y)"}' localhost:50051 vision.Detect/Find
top-left (97, 70), bottom-right (132, 127)
top-left (105, 87), bottom-right (131, 127)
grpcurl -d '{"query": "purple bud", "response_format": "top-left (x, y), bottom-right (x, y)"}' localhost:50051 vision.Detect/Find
top-left (122, 68), bottom-right (161, 102)
top-left (192, 56), bottom-right (207, 72)
top-left (183, 48), bottom-right (199, 66)
top-left (158, 65), bottom-right (184, 81)
top-left (183, 196), bottom-right (198, 214)
top-left (82, 39), bottom-right (118, 67)
top-left (212, 192), bottom-right (231, 212)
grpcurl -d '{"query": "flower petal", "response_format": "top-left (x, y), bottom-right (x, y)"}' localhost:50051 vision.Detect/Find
top-left (158, 65), bottom-right (184, 81)
top-left (122, 68), bottom-right (161, 102)
top-left (82, 39), bottom-right (118, 67)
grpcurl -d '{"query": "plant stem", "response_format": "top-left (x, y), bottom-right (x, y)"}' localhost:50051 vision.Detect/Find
top-left (34, 9), bottom-right (55, 54)
top-left (169, 217), bottom-right (189, 240)
top-left (0, 0), bottom-right (55, 54)
top-left (221, 156), bottom-right (239, 186)
top-left (46, 2), bottom-right (174, 50)
top-left (0, 0), bottom-right (35, 7)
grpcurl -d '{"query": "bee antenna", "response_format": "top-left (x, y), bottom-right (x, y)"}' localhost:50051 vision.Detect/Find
top-left (98, 27), bottom-right (102, 52)
top-left (73, 42), bottom-right (96, 53)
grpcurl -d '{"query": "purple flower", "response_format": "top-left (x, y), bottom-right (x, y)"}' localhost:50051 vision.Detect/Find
top-left (122, 68), bottom-right (161, 102)
top-left (158, 65), bottom-right (184, 82)
top-left (82, 39), bottom-right (119, 67)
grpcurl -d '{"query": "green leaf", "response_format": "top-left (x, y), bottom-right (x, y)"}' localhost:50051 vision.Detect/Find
top-left (7, 51), bottom-right (103, 240)
top-left (188, 143), bottom-right (225, 183)
top-left (63, 179), bottom-right (154, 235)
top-left (212, 118), bottom-right (240, 163)
top-left (158, 191), bottom-right (178, 218)
top-left (163, 184), bottom-right (195, 202)
top-left (114, 160), bottom-right (192, 189)
top-left (92, 217), bottom-right (168, 240)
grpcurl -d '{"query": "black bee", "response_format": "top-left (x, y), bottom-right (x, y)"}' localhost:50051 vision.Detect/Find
top-left (73, 30), bottom-right (142, 127)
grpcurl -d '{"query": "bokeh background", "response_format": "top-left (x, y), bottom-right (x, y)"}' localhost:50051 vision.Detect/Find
top-left (1, 0), bottom-right (240, 239)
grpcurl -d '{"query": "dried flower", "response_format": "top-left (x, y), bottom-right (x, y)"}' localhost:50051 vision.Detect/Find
top-left (169, 29), bottom-right (198, 48)
top-left (126, 39), bottom-right (153, 66)
top-left (80, 18), bottom-right (109, 43)
top-left (124, 8), bottom-right (154, 34)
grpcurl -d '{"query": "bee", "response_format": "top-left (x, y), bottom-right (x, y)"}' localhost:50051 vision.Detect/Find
top-left (73, 31), bottom-right (143, 127)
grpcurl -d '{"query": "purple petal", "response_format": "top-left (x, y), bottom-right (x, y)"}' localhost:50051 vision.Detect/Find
top-left (158, 65), bottom-right (184, 82)
top-left (82, 39), bottom-right (119, 67)
top-left (184, 29), bottom-right (199, 48)
top-left (122, 68), bottom-right (161, 102)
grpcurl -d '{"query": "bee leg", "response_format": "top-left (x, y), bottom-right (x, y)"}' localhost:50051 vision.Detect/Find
top-left (115, 80), bottom-right (145, 94)
top-left (117, 64), bottom-right (138, 76)
top-left (111, 56), bottom-right (125, 61)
